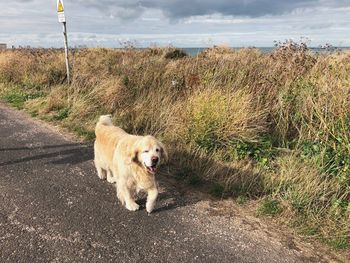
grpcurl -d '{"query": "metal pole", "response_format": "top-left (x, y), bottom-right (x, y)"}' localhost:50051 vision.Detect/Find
top-left (62, 22), bottom-right (70, 84)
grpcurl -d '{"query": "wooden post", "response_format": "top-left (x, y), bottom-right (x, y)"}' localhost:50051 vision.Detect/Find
top-left (57, 0), bottom-right (69, 84)
top-left (62, 22), bottom-right (70, 84)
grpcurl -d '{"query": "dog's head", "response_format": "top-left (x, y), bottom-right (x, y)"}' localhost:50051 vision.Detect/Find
top-left (130, 135), bottom-right (168, 174)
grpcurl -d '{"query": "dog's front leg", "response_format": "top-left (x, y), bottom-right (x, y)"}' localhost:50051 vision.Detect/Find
top-left (124, 189), bottom-right (140, 211)
top-left (146, 187), bottom-right (158, 214)
top-left (116, 180), bottom-right (139, 211)
top-left (106, 169), bottom-right (115, 183)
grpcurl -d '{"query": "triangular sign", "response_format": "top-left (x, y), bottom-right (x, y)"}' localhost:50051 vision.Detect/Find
top-left (57, 0), bottom-right (64, 12)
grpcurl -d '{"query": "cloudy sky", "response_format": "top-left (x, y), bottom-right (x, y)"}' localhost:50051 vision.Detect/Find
top-left (1, 0), bottom-right (350, 48)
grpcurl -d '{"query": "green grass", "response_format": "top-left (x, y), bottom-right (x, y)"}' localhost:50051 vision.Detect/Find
top-left (328, 236), bottom-right (350, 250)
top-left (0, 85), bottom-right (44, 110)
top-left (30, 110), bottom-right (38, 117)
top-left (175, 167), bottom-right (193, 181)
top-left (187, 175), bottom-right (203, 186)
top-left (236, 195), bottom-right (249, 205)
top-left (53, 107), bottom-right (70, 120)
top-left (174, 167), bottom-right (204, 187)
top-left (227, 139), bottom-right (275, 168)
top-left (301, 225), bottom-right (319, 237)
top-left (258, 198), bottom-right (283, 216)
top-left (210, 183), bottom-right (225, 198)
top-left (72, 126), bottom-right (95, 141)
top-left (3, 92), bottom-right (27, 109)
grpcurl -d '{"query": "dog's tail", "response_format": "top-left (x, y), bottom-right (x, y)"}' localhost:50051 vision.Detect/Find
top-left (97, 115), bottom-right (113, 126)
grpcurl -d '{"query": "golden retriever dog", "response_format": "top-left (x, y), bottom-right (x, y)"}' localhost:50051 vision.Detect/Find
top-left (94, 115), bottom-right (167, 213)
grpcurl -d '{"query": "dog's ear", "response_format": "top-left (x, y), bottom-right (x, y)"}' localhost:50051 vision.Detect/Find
top-left (159, 142), bottom-right (168, 163)
top-left (132, 150), bottom-right (138, 163)
top-left (126, 143), bottom-right (139, 165)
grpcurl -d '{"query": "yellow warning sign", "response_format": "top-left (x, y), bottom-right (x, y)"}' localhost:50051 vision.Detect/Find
top-left (57, 0), bottom-right (64, 13)
top-left (57, 0), bottom-right (66, 22)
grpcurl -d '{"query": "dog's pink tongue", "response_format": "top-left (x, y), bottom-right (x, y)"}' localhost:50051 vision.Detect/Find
top-left (146, 165), bottom-right (157, 174)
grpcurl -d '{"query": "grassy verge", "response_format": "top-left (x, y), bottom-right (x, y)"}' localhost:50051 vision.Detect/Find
top-left (0, 45), bottom-right (349, 252)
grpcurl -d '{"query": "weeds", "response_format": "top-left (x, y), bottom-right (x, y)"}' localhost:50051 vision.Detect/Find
top-left (258, 198), bottom-right (283, 216)
top-left (53, 107), bottom-right (70, 120)
top-left (0, 85), bottom-right (43, 109)
top-left (210, 183), bottom-right (225, 198)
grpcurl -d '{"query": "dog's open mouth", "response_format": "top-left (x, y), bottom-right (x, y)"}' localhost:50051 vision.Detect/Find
top-left (145, 164), bottom-right (157, 174)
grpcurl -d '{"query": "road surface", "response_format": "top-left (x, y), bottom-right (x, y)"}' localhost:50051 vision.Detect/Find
top-left (0, 103), bottom-right (341, 262)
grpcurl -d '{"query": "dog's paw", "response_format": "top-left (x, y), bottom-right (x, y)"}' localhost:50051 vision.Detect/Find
top-left (106, 171), bottom-right (115, 183)
top-left (97, 172), bottom-right (106, 180)
top-left (146, 203), bottom-right (155, 214)
top-left (106, 177), bottom-right (116, 184)
top-left (125, 202), bottom-right (139, 211)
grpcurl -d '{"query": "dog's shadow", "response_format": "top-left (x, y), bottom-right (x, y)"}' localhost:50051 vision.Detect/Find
top-left (137, 147), bottom-right (265, 214)
top-left (136, 191), bottom-right (186, 213)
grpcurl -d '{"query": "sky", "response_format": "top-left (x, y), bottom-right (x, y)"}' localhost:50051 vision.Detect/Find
top-left (0, 0), bottom-right (350, 48)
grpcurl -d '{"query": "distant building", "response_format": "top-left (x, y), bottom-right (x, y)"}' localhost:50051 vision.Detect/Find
top-left (0, 43), bottom-right (6, 49)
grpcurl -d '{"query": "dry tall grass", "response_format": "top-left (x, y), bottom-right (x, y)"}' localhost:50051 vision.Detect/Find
top-left (0, 45), bottom-right (349, 250)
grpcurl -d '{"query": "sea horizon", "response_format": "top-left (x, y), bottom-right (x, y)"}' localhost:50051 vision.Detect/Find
top-left (179, 46), bottom-right (350, 56)
top-left (4, 45), bottom-right (350, 57)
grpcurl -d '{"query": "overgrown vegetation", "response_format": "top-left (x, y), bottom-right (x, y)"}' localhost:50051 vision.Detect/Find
top-left (0, 44), bottom-right (349, 252)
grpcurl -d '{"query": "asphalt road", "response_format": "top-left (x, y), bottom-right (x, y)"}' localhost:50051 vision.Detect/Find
top-left (0, 103), bottom-right (341, 263)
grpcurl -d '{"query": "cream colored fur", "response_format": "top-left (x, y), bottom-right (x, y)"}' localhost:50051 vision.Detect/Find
top-left (94, 115), bottom-right (168, 213)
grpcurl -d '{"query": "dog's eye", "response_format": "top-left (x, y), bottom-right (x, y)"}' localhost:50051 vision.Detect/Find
top-left (156, 148), bottom-right (160, 152)
top-left (144, 150), bottom-right (149, 153)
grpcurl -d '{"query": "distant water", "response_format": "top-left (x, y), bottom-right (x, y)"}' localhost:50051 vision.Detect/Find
top-left (181, 47), bottom-right (350, 57)
top-left (182, 47), bottom-right (273, 56)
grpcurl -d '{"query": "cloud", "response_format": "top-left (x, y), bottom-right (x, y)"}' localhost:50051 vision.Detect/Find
top-left (2, 0), bottom-right (350, 47)
top-left (75, 0), bottom-right (350, 20)
top-left (143, 0), bottom-right (316, 18)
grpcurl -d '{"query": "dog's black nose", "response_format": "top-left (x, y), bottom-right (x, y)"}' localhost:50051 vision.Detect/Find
top-left (151, 156), bottom-right (159, 164)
